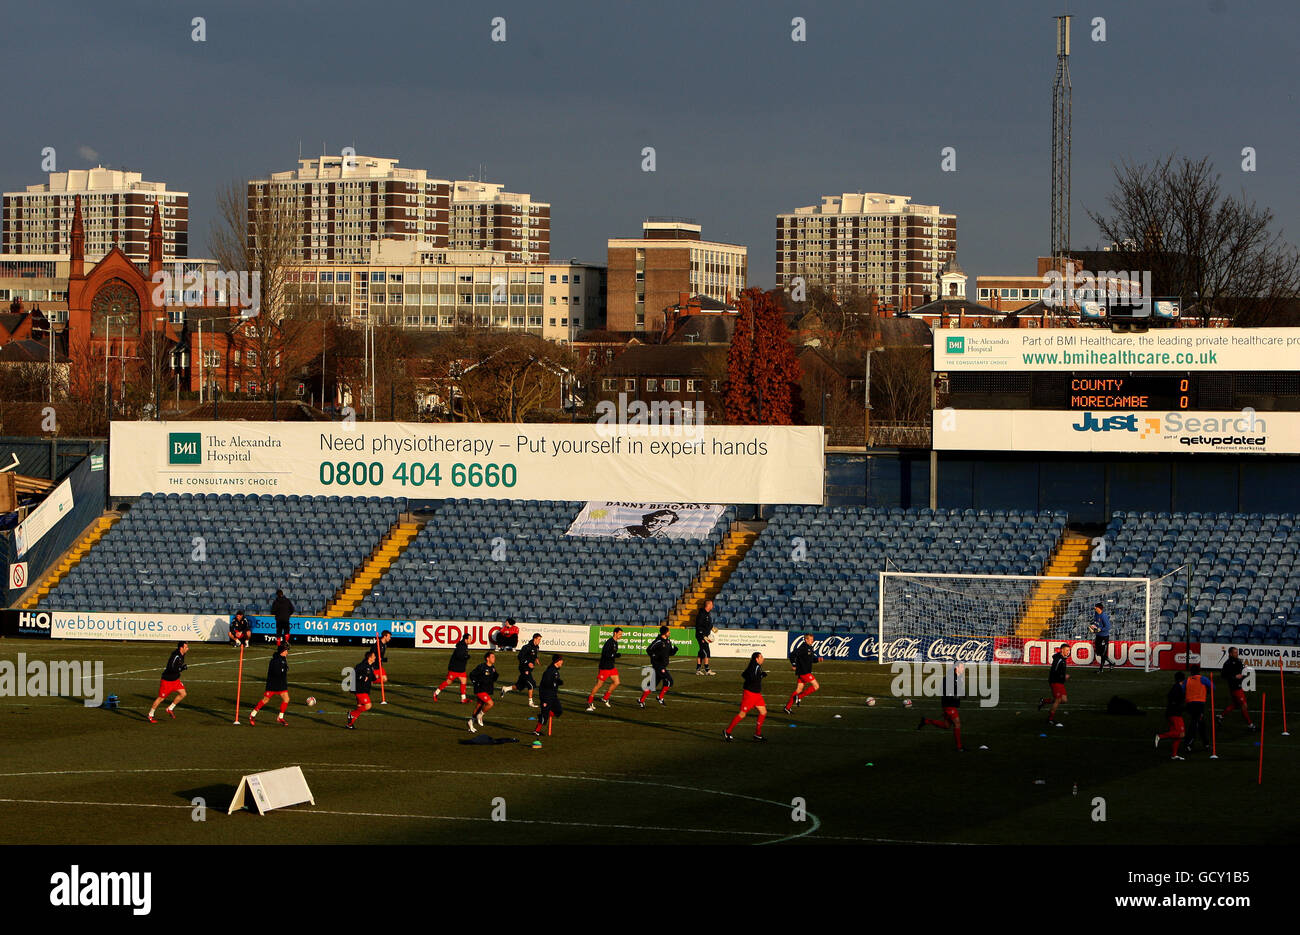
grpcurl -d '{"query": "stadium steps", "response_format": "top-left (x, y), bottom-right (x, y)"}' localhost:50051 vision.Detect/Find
top-left (666, 522), bottom-right (764, 628)
top-left (325, 519), bottom-right (423, 617)
top-left (19, 513), bottom-right (120, 609)
top-left (1014, 531), bottom-right (1093, 638)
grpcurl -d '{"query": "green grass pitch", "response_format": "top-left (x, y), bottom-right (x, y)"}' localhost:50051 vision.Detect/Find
top-left (1, 641), bottom-right (1294, 845)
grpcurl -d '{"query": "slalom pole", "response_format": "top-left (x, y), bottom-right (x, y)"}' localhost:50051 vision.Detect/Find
top-left (376, 636), bottom-right (387, 705)
top-left (233, 642), bottom-right (245, 725)
top-left (1209, 680), bottom-right (1218, 760)
top-left (1258, 693), bottom-right (1266, 785)
top-left (1280, 657), bottom-right (1290, 737)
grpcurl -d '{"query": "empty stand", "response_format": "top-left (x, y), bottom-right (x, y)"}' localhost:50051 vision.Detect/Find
top-left (39, 493), bottom-right (405, 615)
top-left (354, 499), bottom-right (735, 626)
top-left (711, 505), bottom-right (1066, 634)
top-left (1083, 511), bottom-right (1300, 645)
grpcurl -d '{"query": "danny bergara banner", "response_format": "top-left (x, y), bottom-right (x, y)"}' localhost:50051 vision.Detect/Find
top-left (565, 502), bottom-right (725, 540)
top-left (110, 422), bottom-right (825, 504)
top-left (933, 410), bottom-right (1298, 454)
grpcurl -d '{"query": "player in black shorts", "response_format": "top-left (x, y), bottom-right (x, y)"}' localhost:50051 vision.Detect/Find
top-left (533, 655), bottom-right (565, 739)
top-left (501, 633), bottom-right (541, 707)
top-left (695, 600), bottom-right (715, 675)
top-left (639, 626), bottom-right (678, 707)
top-left (271, 589), bottom-right (294, 646)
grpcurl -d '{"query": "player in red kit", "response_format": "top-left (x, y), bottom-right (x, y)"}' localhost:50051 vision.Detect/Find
top-left (723, 652), bottom-right (769, 742)
top-left (147, 642), bottom-right (189, 722)
top-left (918, 662), bottom-right (965, 752)
top-left (1037, 644), bottom-right (1069, 727)
top-left (434, 634), bottom-right (472, 703)
top-left (249, 644), bottom-right (291, 726)
top-left (587, 627), bottom-right (622, 711)
top-left (784, 634), bottom-right (821, 713)
top-left (345, 649), bottom-right (379, 729)
top-left (467, 652), bottom-right (499, 733)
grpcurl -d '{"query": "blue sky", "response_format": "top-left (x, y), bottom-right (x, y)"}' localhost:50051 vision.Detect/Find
top-left (5, 0), bottom-right (1296, 287)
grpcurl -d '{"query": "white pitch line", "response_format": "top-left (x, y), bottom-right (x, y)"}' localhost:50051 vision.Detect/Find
top-left (103, 649), bottom-right (326, 678)
top-left (0, 764), bottom-right (820, 844)
top-left (0, 797), bottom-right (190, 810)
top-left (291, 763), bottom-right (822, 844)
top-left (287, 808), bottom-right (778, 837)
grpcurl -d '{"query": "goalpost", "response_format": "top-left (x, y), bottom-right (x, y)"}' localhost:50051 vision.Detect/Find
top-left (878, 570), bottom-right (1177, 672)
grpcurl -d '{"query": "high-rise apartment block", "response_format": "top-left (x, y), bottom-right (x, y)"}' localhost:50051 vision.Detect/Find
top-left (3, 167), bottom-right (188, 264)
top-left (250, 157), bottom-right (551, 266)
top-left (451, 180), bottom-right (550, 263)
top-left (776, 193), bottom-right (955, 308)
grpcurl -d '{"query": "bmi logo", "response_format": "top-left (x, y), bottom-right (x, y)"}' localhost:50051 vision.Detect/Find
top-left (946, 336), bottom-right (965, 354)
top-left (168, 433), bottom-right (201, 464)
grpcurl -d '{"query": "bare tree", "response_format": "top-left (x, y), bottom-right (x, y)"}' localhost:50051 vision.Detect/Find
top-left (449, 333), bottom-right (573, 422)
top-left (0, 362), bottom-right (47, 402)
top-left (209, 180), bottom-right (303, 394)
top-left (1087, 155), bottom-right (1300, 325)
top-left (870, 346), bottom-right (931, 425)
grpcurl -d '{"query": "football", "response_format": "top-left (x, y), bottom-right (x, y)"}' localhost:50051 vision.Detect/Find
top-left (866, 696), bottom-right (876, 706)
top-left (306, 696), bottom-right (316, 707)
top-left (903, 699), bottom-right (913, 708)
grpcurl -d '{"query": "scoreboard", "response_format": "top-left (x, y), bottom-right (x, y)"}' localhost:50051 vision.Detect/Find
top-left (946, 370), bottom-right (1300, 412)
top-left (1066, 374), bottom-right (1195, 410)
top-left (932, 328), bottom-right (1300, 455)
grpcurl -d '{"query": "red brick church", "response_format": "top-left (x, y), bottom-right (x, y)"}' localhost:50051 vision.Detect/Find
top-left (62, 194), bottom-right (257, 403)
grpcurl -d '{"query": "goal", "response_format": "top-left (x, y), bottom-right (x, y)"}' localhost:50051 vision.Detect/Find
top-left (877, 570), bottom-right (1176, 671)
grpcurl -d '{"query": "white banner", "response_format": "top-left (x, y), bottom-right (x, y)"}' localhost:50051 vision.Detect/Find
top-left (709, 628), bottom-right (789, 660)
top-left (415, 620), bottom-right (590, 653)
top-left (1199, 643), bottom-right (1300, 673)
top-left (935, 328), bottom-right (1300, 372)
top-left (110, 422), bottom-right (824, 504)
top-left (565, 502), bottom-right (724, 540)
top-left (14, 478), bottom-right (74, 557)
top-left (49, 612), bottom-right (230, 642)
top-left (933, 409), bottom-right (1300, 454)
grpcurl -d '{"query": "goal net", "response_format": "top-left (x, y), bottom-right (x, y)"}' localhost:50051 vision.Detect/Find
top-left (878, 570), bottom-right (1177, 671)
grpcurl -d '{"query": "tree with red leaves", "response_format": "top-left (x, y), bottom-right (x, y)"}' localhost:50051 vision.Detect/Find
top-left (723, 287), bottom-right (802, 425)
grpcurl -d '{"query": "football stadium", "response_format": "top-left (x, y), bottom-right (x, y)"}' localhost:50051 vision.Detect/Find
top-left (3, 323), bottom-right (1299, 860)
top-left (3, 0), bottom-right (1298, 917)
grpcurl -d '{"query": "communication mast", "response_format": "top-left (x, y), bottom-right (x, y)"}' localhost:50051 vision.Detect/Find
top-left (1050, 14), bottom-right (1072, 273)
